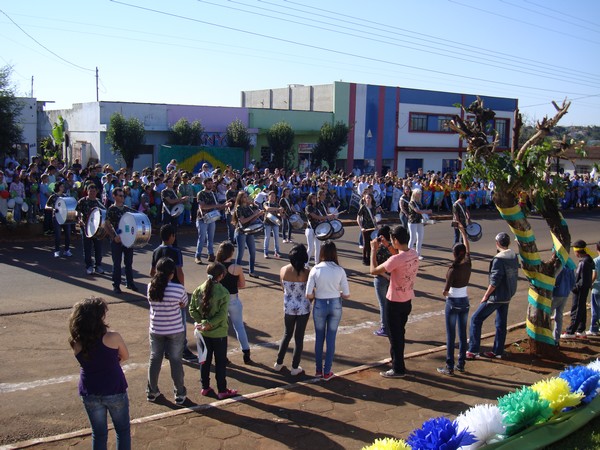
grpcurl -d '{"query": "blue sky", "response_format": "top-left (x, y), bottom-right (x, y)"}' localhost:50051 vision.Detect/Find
top-left (2, 0), bottom-right (599, 126)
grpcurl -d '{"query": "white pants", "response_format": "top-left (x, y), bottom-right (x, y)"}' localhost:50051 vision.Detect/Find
top-left (305, 228), bottom-right (321, 264)
top-left (408, 222), bottom-right (424, 256)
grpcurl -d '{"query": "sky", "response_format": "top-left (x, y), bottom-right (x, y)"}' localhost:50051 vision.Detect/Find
top-left (1, 0), bottom-right (600, 126)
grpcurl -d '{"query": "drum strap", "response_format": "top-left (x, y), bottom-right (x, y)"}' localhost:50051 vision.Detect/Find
top-left (365, 206), bottom-right (376, 228)
top-left (455, 201), bottom-right (467, 222)
top-left (284, 198), bottom-right (292, 214)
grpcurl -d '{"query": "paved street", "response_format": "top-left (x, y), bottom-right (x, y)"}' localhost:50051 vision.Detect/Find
top-left (0, 212), bottom-right (597, 446)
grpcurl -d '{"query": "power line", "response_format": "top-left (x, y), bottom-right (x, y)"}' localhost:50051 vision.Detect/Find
top-left (108, 0), bottom-right (594, 97)
top-left (524, 0), bottom-right (600, 30)
top-left (0, 8), bottom-right (94, 72)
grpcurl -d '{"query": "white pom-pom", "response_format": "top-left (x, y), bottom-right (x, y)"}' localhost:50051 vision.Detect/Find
top-left (455, 404), bottom-right (506, 450)
top-left (587, 359), bottom-right (600, 374)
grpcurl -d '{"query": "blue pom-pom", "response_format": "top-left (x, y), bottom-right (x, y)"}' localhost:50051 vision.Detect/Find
top-left (559, 366), bottom-right (600, 404)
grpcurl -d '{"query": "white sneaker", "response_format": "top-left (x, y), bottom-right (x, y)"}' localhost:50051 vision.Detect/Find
top-left (64, 250), bottom-right (73, 257)
top-left (358, 245), bottom-right (364, 249)
top-left (418, 256), bottom-right (424, 261)
top-left (53, 251), bottom-right (61, 258)
top-left (273, 362), bottom-right (284, 371)
top-left (86, 267), bottom-right (94, 275)
top-left (586, 330), bottom-right (599, 336)
top-left (290, 366), bottom-right (304, 376)
top-left (560, 332), bottom-right (576, 339)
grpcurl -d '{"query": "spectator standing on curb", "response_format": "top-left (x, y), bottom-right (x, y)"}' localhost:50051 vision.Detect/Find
top-left (588, 242), bottom-right (600, 336)
top-left (372, 226), bottom-right (396, 338)
top-left (551, 264), bottom-right (576, 344)
top-left (466, 232), bottom-right (519, 359)
top-left (562, 240), bottom-right (594, 338)
top-left (452, 193), bottom-right (470, 245)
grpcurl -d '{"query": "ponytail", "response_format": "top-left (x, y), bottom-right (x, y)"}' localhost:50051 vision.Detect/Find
top-left (201, 263), bottom-right (226, 317)
top-left (149, 257), bottom-right (176, 302)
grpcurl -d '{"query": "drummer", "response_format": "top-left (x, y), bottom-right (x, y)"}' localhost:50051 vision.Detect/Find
top-left (46, 181), bottom-right (73, 259)
top-left (161, 177), bottom-right (188, 247)
top-left (305, 191), bottom-right (336, 267)
top-left (357, 193), bottom-right (381, 266)
top-left (263, 190), bottom-right (283, 259)
top-left (195, 177), bottom-right (229, 265)
top-left (279, 187), bottom-right (295, 243)
top-left (231, 191), bottom-right (264, 278)
top-left (76, 182), bottom-right (105, 275)
top-left (105, 187), bottom-right (138, 294)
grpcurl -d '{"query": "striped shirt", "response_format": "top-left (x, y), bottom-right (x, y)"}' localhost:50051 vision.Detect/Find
top-left (147, 282), bottom-right (188, 335)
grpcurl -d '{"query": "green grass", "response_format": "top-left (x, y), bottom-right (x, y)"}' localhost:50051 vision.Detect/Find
top-left (543, 415), bottom-right (600, 450)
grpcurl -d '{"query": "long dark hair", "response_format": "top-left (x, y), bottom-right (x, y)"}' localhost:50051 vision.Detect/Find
top-left (319, 241), bottom-right (339, 265)
top-left (149, 257), bottom-right (176, 302)
top-left (216, 241), bottom-right (235, 263)
top-left (202, 263), bottom-right (226, 317)
top-left (68, 297), bottom-right (108, 359)
top-left (451, 243), bottom-right (467, 268)
top-left (289, 243), bottom-right (308, 275)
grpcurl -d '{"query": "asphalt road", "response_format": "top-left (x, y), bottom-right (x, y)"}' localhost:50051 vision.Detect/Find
top-left (0, 212), bottom-right (597, 445)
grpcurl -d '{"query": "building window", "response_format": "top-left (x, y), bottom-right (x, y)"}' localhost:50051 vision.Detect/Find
top-left (442, 159), bottom-right (460, 175)
top-left (410, 114), bottom-right (427, 131)
top-left (409, 113), bottom-right (456, 133)
top-left (494, 118), bottom-right (509, 148)
top-left (404, 158), bottom-right (423, 177)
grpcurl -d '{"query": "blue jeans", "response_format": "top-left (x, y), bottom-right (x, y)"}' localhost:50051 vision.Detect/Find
top-left (551, 296), bottom-right (568, 342)
top-left (111, 241), bottom-right (134, 288)
top-left (147, 331), bottom-right (186, 398)
top-left (226, 212), bottom-right (236, 243)
top-left (235, 230), bottom-right (256, 273)
top-left (468, 301), bottom-right (509, 355)
top-left (264, 224), bottom-right (280, 256)
top-left (81, 392), bottom-right (130, 450)
top-left (444, 296), bottom-right (469, 369)
top-left (228, 294), bottom-right (250, 351)
top-left (82, 234), bottom-right (103, 269)
top-left (590, 292), bottom-right (599, 333)
top-left (195, 220), bottom-right (216, 258)
top-left (53, 217), bottom-right (71, 252)
top-left (313, 297), bottom-right (343, 374)
top-left (374, 276), bottom-right (389, 333)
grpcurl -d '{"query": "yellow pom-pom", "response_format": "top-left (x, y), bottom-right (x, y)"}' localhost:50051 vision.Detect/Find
top-left (531, 377), bottom-right (584, 414)
top-left (362, 437), bottom-right (411, 450)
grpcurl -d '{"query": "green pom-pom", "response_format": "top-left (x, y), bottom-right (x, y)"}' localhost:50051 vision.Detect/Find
top-left (498, 386), bottom-right (553, 436)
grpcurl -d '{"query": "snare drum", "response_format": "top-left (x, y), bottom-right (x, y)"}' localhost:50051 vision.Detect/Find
top-left (314, 222), bottom-right (333, 241)
top-left (54, 197), bottom-right (78, 225)
top-left (328, 207), bottom-right (339, 217)
top-left (466, 222), bottom-right (483, 242)
top-left (265, 212), bottom-right (281, 226)
top-left (289, 213), bottom-right (304, 230)
top-left (242, 222), bottom-right (264, 235)
top-left (86, 208), bottom-right (108, 240)
top-left (375, 213), bottom-right (382, 223)
top-left (202, 210), bottom-right (221, 224)
top-left (167, 203), bottom-right (184, 218)
top-left (329, 219), bottom-right (345, 240)
top-left (118, 212), bottom-right (152, 248)
top-left (369, 229), bottom-right (379, 241)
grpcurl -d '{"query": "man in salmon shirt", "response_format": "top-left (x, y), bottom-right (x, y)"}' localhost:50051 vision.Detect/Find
top-left (370, 225), bottom-right (420, 378)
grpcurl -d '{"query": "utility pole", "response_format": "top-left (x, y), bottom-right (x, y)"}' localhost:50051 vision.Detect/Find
top-left (96, 67), bottom-right (99, 102)
top-left (31, 76), bottom-right (33, 97)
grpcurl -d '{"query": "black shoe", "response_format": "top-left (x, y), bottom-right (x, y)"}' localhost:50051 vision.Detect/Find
top-left (112, 285), bottom-right (122, 294)
top-left (456, 365), bottom-right (465, 373)
top-left (126, 284), bottom-right (139, 292)
top-left (243, 350), bottom-right (252, 365)
top-left (248, 272), bottom-right (259, 279)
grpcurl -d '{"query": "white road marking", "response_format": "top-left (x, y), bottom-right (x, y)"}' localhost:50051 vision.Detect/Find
top-left (0, 310), bottom-right (445, 393)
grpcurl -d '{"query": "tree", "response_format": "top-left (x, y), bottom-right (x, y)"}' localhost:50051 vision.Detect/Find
top-left (312, 121), bottom-right (349, 170)
top-left (226, 119), bottom-right (252, 151)
top-left (266, 121), bottom-right (295, 170)
top-left (105, 112), bottom-right (146, 169)
top-left (0, 66), bottom-right (24, 157)
top-left (169, 118), bottom-right (204, 146)
top-left (450, 97), bottom-right (583, 357)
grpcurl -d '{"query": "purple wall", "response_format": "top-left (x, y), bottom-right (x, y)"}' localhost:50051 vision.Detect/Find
top-left (167, 105), bottom-right (249, 132)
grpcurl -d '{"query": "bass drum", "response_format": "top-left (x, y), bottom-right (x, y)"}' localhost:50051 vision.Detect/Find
top-left (242, 222), bottom-right (264, 235)
top-left (167, 203), bottom-right (184, 218)
top-left (314, 222), bottom-right (333, 241)
top-left (202, 210), bottom-right (221, 224)
top-left (329, 219), bottom-right (345, 240)
top-left (265, 212), bottom-right (281, 226)
top-left (55, 197), bottom-right (78, 225)
top-left (289, 213), bottom-right (304, 230)
top-left (86, 207), bottom-right (108, 240)
top-left (466, 222), bottom-right (483, 242)
top-left (118, 212), bottom-right (152, 248)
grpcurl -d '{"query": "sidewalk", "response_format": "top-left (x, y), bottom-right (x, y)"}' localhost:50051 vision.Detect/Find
top-left (13, 326), bottom-right (600, 450)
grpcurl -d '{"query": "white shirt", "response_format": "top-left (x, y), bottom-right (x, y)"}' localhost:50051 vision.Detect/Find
top-left (306, 262), bottom-right (350, 299)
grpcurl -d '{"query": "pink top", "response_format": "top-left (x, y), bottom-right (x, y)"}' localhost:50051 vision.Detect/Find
top-left (382, 249), bottom-right (419, 302)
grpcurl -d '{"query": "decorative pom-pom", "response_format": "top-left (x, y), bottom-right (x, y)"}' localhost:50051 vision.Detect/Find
top-left (559, 366), bottom-right (600, 404)
top-left (498, 386), bottom-right (552, 436)
top-left (407, 416), bottom-right (476, 450)
top-left (587, 359), bottom-right (600, 374)
top-left (362, 437), bottom-right (411, 450)
top-left (531, 377), bottom-right (583, 413)
top-left (455, 404), bottom-right (505, 449)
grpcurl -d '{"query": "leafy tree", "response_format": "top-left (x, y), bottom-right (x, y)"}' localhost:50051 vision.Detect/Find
top-left (0, 66), bottom-right (24, 157)
top-left (450, 98), bottom-right (583, 356)
top-left (226, 119), bottom-right (252, 151)
top-left (105, 112), bottom-right (146, 169)
top-left (312, 121), bottom-right (349, 169)
top-left (266, 121), bottom-right (295, 170)
top-left (169, 118), bottom-right (204, 145)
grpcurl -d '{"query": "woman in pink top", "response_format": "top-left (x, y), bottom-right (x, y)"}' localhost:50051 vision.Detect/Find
top-left (370, 225), bottom-right (419, 378)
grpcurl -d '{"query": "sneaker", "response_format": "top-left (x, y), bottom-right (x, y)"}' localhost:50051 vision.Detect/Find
top-left (456, 365), bottom-right (465, 373)
top-left (86, 266), bottom-right (94, 275)
top-left (175, 395), bottom-right (186, 406)
top-left (194, 257), bottom-right (203, 265)
top-left (586, 330), bottom-right (599, 336)
top-left (264, 254), bottom-right (270, 259)
top-left (201, 387), bottom-right (214, 397)
top-left (418, 256), bottom-right (424, 261)
top-left (248, 272), bottom-right (259, 279)
top-left (358, 245), bottom-right (364, 249)
top-left (112, 285), bottom-right (122, 294)
top-left (483, 351), bottom-right (502, 359)
top-left (437, 366), bottom-right (454, 376)
top-left (373, 328), bottom-right (388, 337)
top-left (465, 351), bottom-right (479, 360)
top-left (147, 391), bottom-right (161, 402)
top-left (323, 372), bottom-right (335, 381)
top-left (94, 266), bottom-right (104, 274)
top-left (182, 350), bottom-right (197, 362)
top-left (282, 239), bottom-right (289, 243)
top-left (126, 284), bottom-right (139, 292)
top-left (273, 362), bottom-right (284, 371)
top-left (560, 332), bottom-right (576, 339)
top-left (64, 249), bottom-right (73, 257)
top-left (315, 371), bottom-right (323, 378)
top-left (380, 369), bottom-right (406, 378)
top-left (53, 251), bottom-right (61, 258)
top-left (274, 253), bottom-right (281, 259)
top-left (217, 389), bottom-right (238, 400)
top-left (290, 366), bottom-right (304, 376)
top-left (575, 332), bottom-right (587, 339)
top-left (208, 254), bottom-right (215, 263)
